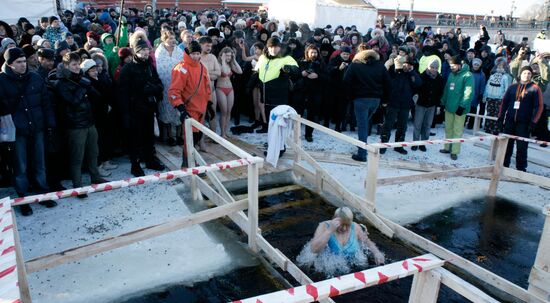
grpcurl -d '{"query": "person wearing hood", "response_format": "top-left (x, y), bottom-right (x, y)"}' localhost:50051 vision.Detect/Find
top-left (0, 48), bottom-right (57, 215)
top-left (440, 56), bottom-right (474, 160)
top-left (54, 52), bottom-right (107, 195)
top-left (0, 38), bottom-right (16, 66)
top-left (22, 44), bottom-right (39, 72)
top-left (18, 23), bottom-right (35, 47)
top-left (412, 59), bottom-right (445, 150)
top-left (343, 49), bottom-right (391, 162)
top-left (101, 32), bottom-right (119, 77)
top-left (379, 55), bottom-right (422, 155)
top-left (248, 37), bottom-right (299, 134)
top-left (98, 11), bottom-right (118, 36)
top-left (465, 58), bottom-right (487, 130)
top-left (418, 45), bottom-right (441, 74)
top-left (479, 45), bottom-right (495, 79)
top-left (118, 39), bottom-right (165, 177)
top-left (498, 66), bottom-right (543, 172)
top-left (43, 16), bottom-right (64, 46)
top-left (168, 40), bottom-right (212, 167)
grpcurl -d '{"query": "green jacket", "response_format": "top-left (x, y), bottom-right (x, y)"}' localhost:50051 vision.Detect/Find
top-left (101, 23), bottom-right (129, 77)
top-left (441, 64), bottom-right (475, 113)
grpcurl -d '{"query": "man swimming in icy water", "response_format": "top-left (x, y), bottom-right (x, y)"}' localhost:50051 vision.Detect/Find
top-left (298, 207), bottom-right (385, 276)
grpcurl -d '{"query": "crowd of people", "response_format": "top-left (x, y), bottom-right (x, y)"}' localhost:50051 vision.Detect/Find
top-left (0, 4), bottom-right (548, 217)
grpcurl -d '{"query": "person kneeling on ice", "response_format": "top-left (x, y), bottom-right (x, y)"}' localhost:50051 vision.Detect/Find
top-left (309, 207), bottom-right (385, 265)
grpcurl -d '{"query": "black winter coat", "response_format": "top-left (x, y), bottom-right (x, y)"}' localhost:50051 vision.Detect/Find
top-left (118, 56), bottom-right (163, 126)
top-left (294, 59), bottom-right (328, 94)
top-left (387, 68), bottom-right (422, 109)
top-left (54, 64), bottom-right (96, 129)
top-left (0, 64), bottom-right (55, 136)
top-left (328, 55), bottom-right (351, 94)
top-left (417, 71), bottom-right (445, 108)
top-left (342, 60), bottom-right (391, 102)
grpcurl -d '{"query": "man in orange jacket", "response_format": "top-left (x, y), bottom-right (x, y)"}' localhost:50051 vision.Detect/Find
top-left (168, 41), bottom-right (212, 167)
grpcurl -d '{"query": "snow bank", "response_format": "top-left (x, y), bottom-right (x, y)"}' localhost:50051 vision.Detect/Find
top-left (5, 159), bottom-right (237, 303)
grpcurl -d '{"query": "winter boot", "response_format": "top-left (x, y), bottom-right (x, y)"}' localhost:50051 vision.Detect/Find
top-left (131, 161), bottom-right (145, 177)
top-left (146, 157), bottom-right (166, 171)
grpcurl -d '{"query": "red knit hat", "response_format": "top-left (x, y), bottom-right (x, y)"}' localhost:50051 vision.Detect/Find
top-left (118, 47), bottom-right (132, 60)
top-left (86, 31), bottom-right (100, 42)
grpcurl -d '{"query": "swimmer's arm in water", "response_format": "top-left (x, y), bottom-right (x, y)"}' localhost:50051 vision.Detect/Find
top-left (310, 218), bottom-right (341, 253)
top-left (356, 223), bottom-right (385, 265)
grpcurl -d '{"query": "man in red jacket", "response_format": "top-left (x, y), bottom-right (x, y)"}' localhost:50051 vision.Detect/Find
top-left (168, 41), bottom-right (211, 167)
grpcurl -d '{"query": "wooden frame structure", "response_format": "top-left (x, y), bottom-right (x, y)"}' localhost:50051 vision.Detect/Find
top-left (287, 114), bottom-right (550, 303)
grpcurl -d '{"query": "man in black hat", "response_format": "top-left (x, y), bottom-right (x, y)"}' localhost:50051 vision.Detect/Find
top-left (0, 48), bottom-right (57, 215)
top-left (37, 48), bottom-right (55, 80)
top-left (118, 39), bottom-right (165, 177)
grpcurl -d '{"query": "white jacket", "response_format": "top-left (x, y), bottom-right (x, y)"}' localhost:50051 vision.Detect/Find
top-left (266, 105), bottom-right (297, 167)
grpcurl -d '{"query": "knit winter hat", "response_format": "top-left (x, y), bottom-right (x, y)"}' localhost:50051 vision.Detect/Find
top-left (31, 35), bottom-right (41, 45)
top-left (519, 65), bottom-right (533, 75)
top-left (80, 59), bottom-right (97, 73)
top-left (37, 38), bottom-right (49, 48)
top-left (133, 39), bottom-right (149, 53)
top-left (118, 47), bottom-right (132, 60)
top-left (55, 40), bottom-right (70, 55)
top-left (428, 59), bottom-right (440, 69)
top-left (21, 44), bottom-right (35, 58)
top-left (340, 46), bottom-right (352, 54)
top-left (266, 37), bottom-right (281, 48)
top-left (37, 48), bottom-right (55, 60)
top-left (86, 31), bottom-right (100, 41)
top-left (0, 38), bottom-right (16, 53)
top-left (4, 48), bottom-right (25, 65)
top-left (472, 58), bottom-right (482, 66)
top-left (62, 31), bottom-right (73, 40)
top-left (186, 40), bottom-right (201, 53)
top-left (48, 16), bottom-right (58, 24)
top-left (207, 27), bottom-right (220, 37)
top-left (178, 21), bottom-right (186, 29)
top-left (23, 23), bottom-right (35, 32)
top-left (233, 30), bottom-right (244, 39)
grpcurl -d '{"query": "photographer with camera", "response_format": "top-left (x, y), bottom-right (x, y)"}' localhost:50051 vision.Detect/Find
top-left (118, 39), bottom-right (165, 177)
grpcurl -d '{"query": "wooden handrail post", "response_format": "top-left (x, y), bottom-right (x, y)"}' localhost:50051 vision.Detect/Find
top-left (528, 205), bottom-right (550, 301)
top-left (293, 116), bottom-right (302, 163)
top-left (184, 118), bottom-right (199, 200)
top-left (12, 211), bottom-right (31, 303)
top-left (408, 269), bottom-right (442, 303)
top-left (247, 163), bottom-right (260, 252)
top-left (365, 149), bottom-right (380, 211)
top-left (487, 137), bottom-right (508, 197)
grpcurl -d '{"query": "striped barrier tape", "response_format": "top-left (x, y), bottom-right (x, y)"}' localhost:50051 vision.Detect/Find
top-left (10, 157), bottom-right (263, 206)
top-left (0, 200), bottom-right (20, 303)
top-left (232, 253), bottom-right (444, 303)
top-left (369, 135), bottom-right (501, 149)
top-left (502, 134), bottom-right (549, 146)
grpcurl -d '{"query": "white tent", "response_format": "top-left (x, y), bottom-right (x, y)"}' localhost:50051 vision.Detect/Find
top-left (268, 0), bottom-right (378, 33)
top-left (0, 0), bottom-right (57, 24)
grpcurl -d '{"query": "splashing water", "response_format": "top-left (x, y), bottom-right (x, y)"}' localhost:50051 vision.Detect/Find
top-left (296, 241), bottom-right (375, 278)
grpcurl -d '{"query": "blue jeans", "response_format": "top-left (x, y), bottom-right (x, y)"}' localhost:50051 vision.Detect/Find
top-left (354, 98), bottom-right (380, 158)
top-left (14, 132), bottom-right (49, 196)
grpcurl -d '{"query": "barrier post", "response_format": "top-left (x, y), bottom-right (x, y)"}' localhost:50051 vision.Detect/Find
top-left (488, 138), bottom-right (498, 161)
top-left (487, 137), bottom-right (508, 197)
top-left (247, 163), bottom-right (259, 252)
top-left (11, 211), bottom-right (31, 303)
top-left (528, 205), bottom-right (550, 301)
top-left (365, 149), bottom-right (380, 211)
top-left (293, 115), bottom-right (302, 163)
top-left (409, 270), bottom-right (442, 303)
top-left (184, 118), bottom-right (199, 200)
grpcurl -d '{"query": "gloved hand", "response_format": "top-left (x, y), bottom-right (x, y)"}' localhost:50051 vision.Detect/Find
top-left (455, 106), bottom-right (465, 116)
top-left (176, 104), bottom-right (189, 123)
top-left (281, 65), bottom-right (291, 73)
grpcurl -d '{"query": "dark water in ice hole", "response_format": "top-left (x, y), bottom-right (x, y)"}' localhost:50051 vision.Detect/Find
top-left (121, 185), bottom-right (543, 303)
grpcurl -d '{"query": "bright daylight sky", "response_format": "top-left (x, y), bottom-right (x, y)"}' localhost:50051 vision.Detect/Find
top-left (368, 0), bottom-right (543, 17)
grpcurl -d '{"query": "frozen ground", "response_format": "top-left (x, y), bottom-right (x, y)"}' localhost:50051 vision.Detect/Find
top-left (1, 159), bottom-right (255, 303)
top-left (236, 121), bottom-right (550, 224)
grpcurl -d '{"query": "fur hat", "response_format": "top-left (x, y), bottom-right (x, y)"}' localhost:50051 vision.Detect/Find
top-left (21, 44), bottom-right (35, 58)
top-left (37, 48), bottom-right (55, 60)
top-left (353, 49), bottom-right (380, 64)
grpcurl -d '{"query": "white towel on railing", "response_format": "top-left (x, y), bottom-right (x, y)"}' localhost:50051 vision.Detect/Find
top-left (266, 105), bottom-right (297, 167)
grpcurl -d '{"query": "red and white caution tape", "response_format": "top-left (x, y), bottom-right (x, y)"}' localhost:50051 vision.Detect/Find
top-left (10, 157), bottom-right (263, 206)
top-left (233, 254), bottom-right (444, 303)
top-left (502, 134), bottom-right (549, 146)
top-left (0, 199), bottom-right (20, 303)
top-left (370, 135), bottom-right (501, 149)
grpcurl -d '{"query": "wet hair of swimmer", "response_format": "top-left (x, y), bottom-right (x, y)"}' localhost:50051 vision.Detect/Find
top-left (333, 207), bottom-right (353, 226)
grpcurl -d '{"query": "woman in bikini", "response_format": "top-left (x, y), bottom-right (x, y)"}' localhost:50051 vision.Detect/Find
top-left (310, 207), bottom-right (385, 265)
top-left (216, 47), bottom-right (243, 138)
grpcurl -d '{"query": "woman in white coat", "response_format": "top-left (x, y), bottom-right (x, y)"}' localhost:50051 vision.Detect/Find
top-left (155, 29), bottom-right (184, 145)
